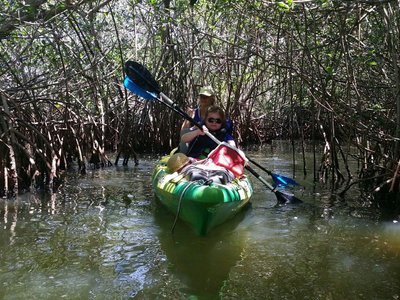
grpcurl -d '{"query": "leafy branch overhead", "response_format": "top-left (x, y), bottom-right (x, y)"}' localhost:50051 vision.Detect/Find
top-left (0, 0), bottom-right (112, 40)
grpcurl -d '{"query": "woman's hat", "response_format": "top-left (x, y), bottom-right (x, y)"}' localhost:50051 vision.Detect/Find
top-left (167, 153), bottom-right (190, 173)
top-left (199, 86), bottom-right (214, 97)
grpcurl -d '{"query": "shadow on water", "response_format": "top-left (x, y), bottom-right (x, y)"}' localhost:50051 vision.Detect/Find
top-left (153, 202), bottom-right (251, 300)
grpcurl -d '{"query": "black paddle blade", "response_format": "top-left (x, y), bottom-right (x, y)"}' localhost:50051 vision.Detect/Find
top-left (124, 61), bottom-right (160, 94)
top-left (275, 190), bottom-right (303, 205)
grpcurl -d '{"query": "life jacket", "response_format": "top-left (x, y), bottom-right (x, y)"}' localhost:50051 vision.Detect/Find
top-left (186, 127), bottom-right (233, 159)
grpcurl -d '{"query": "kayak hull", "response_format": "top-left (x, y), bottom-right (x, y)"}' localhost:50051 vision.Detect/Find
top-left (152, 154), bottom-right (253, 235)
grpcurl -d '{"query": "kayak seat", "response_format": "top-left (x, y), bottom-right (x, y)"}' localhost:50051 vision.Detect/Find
top-left (207, 142), bottom-right (247, 178)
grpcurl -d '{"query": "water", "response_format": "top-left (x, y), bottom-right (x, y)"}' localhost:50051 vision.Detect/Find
top-left (1, 146), bottom-right (400, 300)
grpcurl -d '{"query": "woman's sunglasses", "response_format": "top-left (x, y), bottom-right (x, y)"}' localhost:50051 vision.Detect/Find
top-left (207, 118), bottom-right (222, 124)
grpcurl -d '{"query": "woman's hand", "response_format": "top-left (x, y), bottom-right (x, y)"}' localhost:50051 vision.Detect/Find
top-left (181, 126), bottom-right (204, 143)
top-left (186, 108), bottom-right (195, 117)
top-left (181, 108), bottom-right (195, 129)
top-left (201, 125), bottom-right (208, 135)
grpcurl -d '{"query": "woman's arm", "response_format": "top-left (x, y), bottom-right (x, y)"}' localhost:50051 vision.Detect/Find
top-left (181, 108), bottom-right (195, 129)
top-left (181, 127), bottom-right (204, 143)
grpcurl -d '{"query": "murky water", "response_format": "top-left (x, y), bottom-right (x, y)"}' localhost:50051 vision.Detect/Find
top-left (1, 145), bottom-right (400, 300)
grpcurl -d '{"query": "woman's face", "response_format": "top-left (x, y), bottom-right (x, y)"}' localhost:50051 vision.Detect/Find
top-left (205, 112), bottom-right (223, 131)
top-left (199, 95), bottom-right (214, 107)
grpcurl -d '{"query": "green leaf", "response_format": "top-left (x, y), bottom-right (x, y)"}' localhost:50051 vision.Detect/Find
top-left (276, 2), bottom-right (290, 11)
top-left (325, 66), bottom-right (333, 75)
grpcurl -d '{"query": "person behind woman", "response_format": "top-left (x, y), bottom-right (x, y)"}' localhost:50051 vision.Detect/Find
top-left (179, 86), bottom-right (216, 153)
top-left (181, 106), bottom-right (235, 159)
top-left (181, 85), bottom-right (216, 130)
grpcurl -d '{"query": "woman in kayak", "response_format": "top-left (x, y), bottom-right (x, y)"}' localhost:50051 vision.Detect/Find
top-left (181, 105), bottom-right (236, 159)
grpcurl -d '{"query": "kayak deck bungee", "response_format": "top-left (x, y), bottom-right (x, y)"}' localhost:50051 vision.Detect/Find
top-left (152, 145), bottom-right (253, 235)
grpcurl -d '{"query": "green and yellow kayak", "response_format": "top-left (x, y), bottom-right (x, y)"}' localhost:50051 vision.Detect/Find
top-left (151, 149), bottom-right (253, 235)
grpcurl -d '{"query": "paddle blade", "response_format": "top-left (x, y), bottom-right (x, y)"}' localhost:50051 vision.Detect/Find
top-left (125, 61), bottom-right (160, 94)
top-left (247, 158), bottom-right (299, 187)
top-left (124, 76), bottom-right (157, 100)
top-left (275, 190), bottom-right (302, 205)
top-left (271, 173), bottom-right (299, 187)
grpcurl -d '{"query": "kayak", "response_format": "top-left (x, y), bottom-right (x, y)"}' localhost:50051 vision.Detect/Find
top-left (151, 143), bottom-right (253, 235)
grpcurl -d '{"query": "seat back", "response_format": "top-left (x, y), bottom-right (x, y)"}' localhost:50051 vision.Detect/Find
top-left (207, 143), bottom-right (247, 177)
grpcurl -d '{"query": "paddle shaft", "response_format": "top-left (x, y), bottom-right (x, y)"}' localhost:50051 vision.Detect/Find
top-left (159, 92), bottom-right (203, 128)
top-left (247, 158), bottom-right (272, 175)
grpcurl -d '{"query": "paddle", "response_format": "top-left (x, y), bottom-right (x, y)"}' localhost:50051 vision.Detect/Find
top-left (123, 60), bottom-right (302, 204)
top-left (246, 158), bottom-right (299, 187)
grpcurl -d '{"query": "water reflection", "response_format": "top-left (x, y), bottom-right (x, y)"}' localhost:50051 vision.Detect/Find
top-left (154, 204), bottom-right (249, 299)
top-left (222, 199), bottom-right (400, 299)
top-left (0, 162), bottom-right (158, 300)
top-left (0, 148), bottom-right (400, 299)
